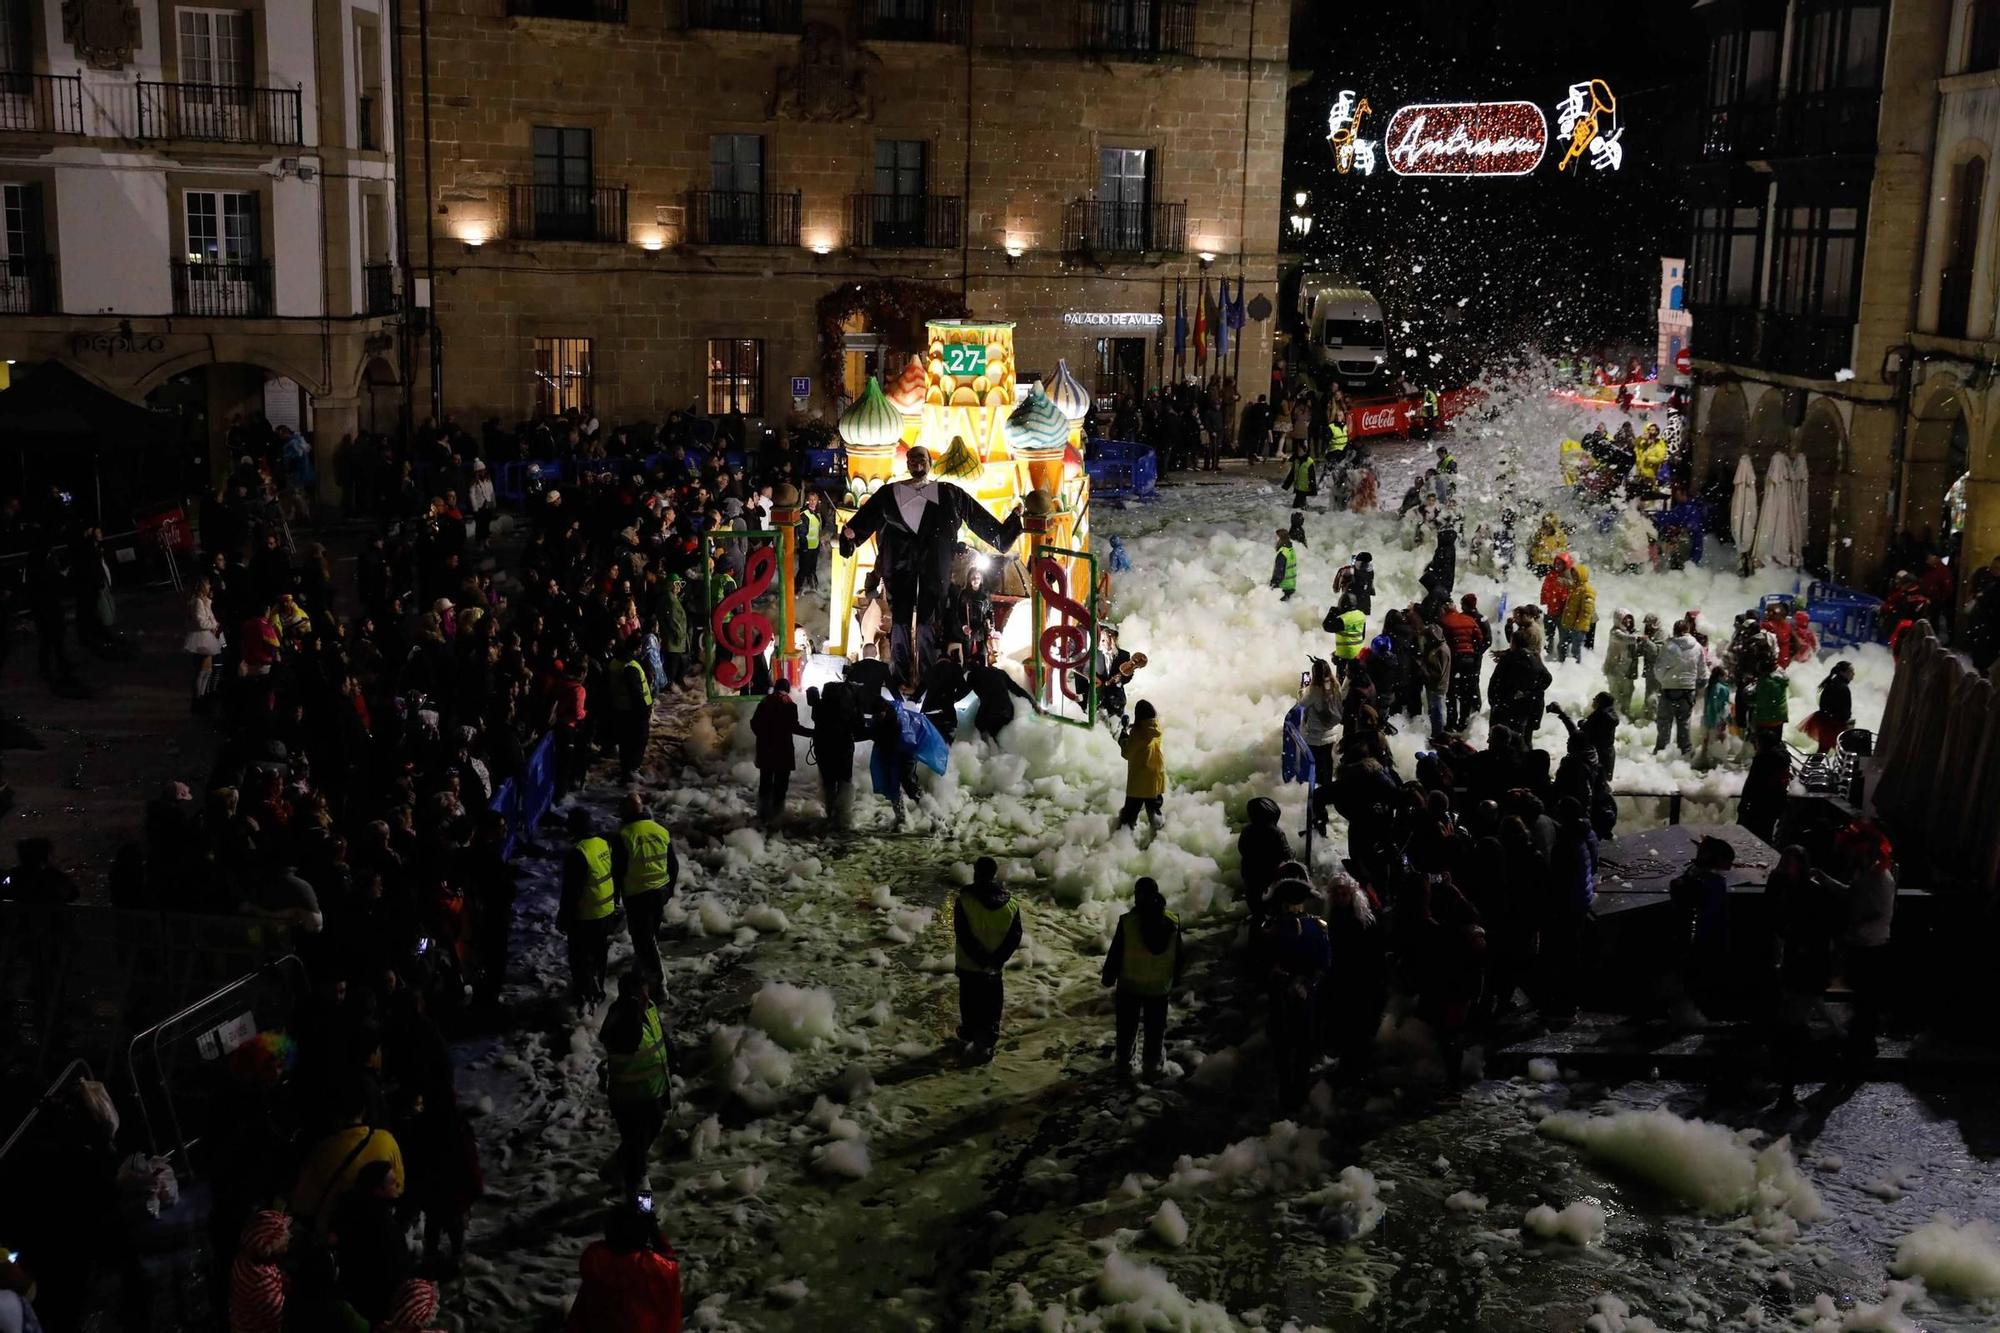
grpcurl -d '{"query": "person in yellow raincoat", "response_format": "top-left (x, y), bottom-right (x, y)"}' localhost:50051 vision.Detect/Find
top-left (1118, 700), bottom-right (1165, 831)
top-left (1557, 563), bottom-right (1598, 663)
top-left (1634, 423), bottom-right (1669, 488)
top-left (1559, 437), bottom-right (1586, 486)
top-left (1528, 512), bottom-right (1569, 575)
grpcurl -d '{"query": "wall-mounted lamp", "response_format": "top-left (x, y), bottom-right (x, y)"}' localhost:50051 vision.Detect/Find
top-left (456, 222), bottom-right (489, 251)
top-left (1293, 190), bottom-right (1308, 208)
top-left (1288, 213), bottom-right (1313, 236)
top-left (1198, 251), bottom-right (1216, 268)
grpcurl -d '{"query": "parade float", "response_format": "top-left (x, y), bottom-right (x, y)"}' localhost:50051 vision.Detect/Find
top-left (831, 319), bottom-right (1099, 720)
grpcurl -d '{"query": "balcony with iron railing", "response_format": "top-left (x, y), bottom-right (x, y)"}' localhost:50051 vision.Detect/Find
top-left (687, 0), bottom-right (801, 32)
top-left (0, 73), bottom-right (84, 135)
top-left (364, 263), bottom-right (397, 316)
top-left (1688, 303), bottom-right (1854, 380)
top-left (847, 193), bottom-right (962, 249)
top-left (136, 82), bottom-right (303, 146)
top-left (506, 183), bottom-right (628, 243)
top-left (1078, 0), bottom-right (1195, 57)
top-left (1697, 101), bottom-right (1777, 160)
top-left (1775, 90), bottom-right (1879, 157)
top-left (686, 190), bottom-right (802, 246)
top-left (172, 259), bottom-right (273, 317)
top-left (0, 254), bottom-right (55, 314)
top-left (508, 0), bottom-right (627, 19)
top-left (1062, 199), bottom-right (1187, 257)
top-left (1687, 303), bottom-right (1761, 367)
top-left (855, 0), bottom-right (965, 41)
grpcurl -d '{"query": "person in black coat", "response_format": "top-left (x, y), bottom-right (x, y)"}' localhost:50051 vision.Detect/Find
top-left (1418, 527), bottom-right (1457, 618)
top-left (839, 446), bottom-right (1024, 687)
top-left (965, 661), bottom-right (1037, 741)
top-left (1487, 634), bottom-right (1553, 745)
top-left (1236, 797), bottom-right (1292, 916)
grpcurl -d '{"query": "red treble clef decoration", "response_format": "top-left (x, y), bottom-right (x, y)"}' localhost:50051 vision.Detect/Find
top-left (1034, 554), bottom-right (1095, 703)
top-left (711, 544), bottom-right (777, 691)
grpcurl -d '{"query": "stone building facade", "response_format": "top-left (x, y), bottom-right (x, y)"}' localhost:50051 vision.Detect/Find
top-left (398, 0), bottom-right (1290, 429)
top-left (1688, 0), bottom-right (2000, 596)
top-left (0, 0), bottom-right (402, 482)
top-left (1686, 0), bottom-right (1938, 586)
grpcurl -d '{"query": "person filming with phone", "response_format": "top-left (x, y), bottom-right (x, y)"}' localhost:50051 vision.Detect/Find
top-left (564, 1196), bottom-right (683, 1333)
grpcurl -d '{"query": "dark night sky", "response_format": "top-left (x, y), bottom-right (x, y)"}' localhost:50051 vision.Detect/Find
top-left (1283, 0), bottom-right (1704, 380)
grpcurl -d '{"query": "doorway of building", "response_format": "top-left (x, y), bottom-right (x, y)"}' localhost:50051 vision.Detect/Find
top-left (1098, 337), bottom-right (1146, 401)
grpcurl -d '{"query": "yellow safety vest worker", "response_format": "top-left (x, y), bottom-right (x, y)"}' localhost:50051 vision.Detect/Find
top-left (803, 509), bottom-right (821, 551)
top-left (955, 894), bottom-right (1021, 974)
top-left (617, 818), bottom-right (673, 896)
top-left (1289, 458), bottom-right (1314, 494)
top-left (1334, 608), bottom-right (1367, 659)
top-left (1277, 545), bottom-right (1298, 592)
top-left (1327, 421), bottom-right (1349, 453)
top-left (574, 836), bottom-right (617, 921)
top-left (1117, 910), bottom-right (1181, 997)
top-left (619, 656), bottom-right (654, 708)
top-left (606, 1003), bottom-right (671, 1104)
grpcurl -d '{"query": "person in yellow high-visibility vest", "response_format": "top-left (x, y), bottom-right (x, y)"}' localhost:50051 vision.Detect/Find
top-left (1330, 593), bottom-right (1367, 680)
top-left (1100, 877), bottom-right (1185, 1081)
top-left (559, 807), bottom-right (619, 1006)
top-left (600, 971), bottom-right (675, 1191)
top-left (1326, 414), bottom-right (1349, 459)
top-left (1270, 530), bottom-right (1299, 602)
top-left (797, 492), bottom-right (823, 594)
top-left (952, 856), bottom-right (1023, 1062)
top-left (613, 792), bottom-right (678, 984)
top-left (611, 634), bottom-right (656, 784)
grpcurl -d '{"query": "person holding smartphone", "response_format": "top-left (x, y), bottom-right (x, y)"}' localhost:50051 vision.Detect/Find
top-left (564, 1199), bottom-right (682, 1333)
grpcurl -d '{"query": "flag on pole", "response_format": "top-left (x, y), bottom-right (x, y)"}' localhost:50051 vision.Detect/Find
top-left (1193, 280), bottom-right (1208, 372)
top-left (1228, 280), bottom-right (1246, 334)
top-left (1215, 279), bottom-right (1231, 364)
top-left (1173, 279), bottom-right (1187, 366)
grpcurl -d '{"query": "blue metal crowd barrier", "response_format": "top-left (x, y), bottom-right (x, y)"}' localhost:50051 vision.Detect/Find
top-left (489, 731), bottom-right (559, 860)
top-left (1085, 440), bottom-right (1157, 499)
top-left (1804, 580), bottom-right (1884, 648)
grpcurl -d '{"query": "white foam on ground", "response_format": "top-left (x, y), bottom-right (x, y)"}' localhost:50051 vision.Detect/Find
top-left (1540, 1109), bottom-right (1823, 1228)
top-left (1523, 1200), bottom-right (1607, 1246)
top-left (747, 982), bottom-right (840, 1049)
top-left (1891, 1214), bottom-right (2000, 1301)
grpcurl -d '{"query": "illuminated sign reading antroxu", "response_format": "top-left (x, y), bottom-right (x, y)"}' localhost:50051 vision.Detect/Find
top-left (1385, 101), bottom-right (1549, 177)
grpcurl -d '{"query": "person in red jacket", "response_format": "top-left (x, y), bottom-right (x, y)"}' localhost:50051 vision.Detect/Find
top-left (1437, 594), bottom-right (1489, 732)
top-left (1761, 604), bottom-right (1794, 668)
top-left (1540, 553), bottom-right (1573, 627)
top-left (566, 1201), bottom-right (682, 1333)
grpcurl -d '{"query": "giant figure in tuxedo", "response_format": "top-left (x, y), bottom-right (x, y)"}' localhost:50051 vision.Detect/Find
top-left (840, 445), bottom-right (1023, 686)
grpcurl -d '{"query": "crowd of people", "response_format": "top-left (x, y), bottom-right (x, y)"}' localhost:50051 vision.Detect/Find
top-left (1246, 445), bottom-right (1904, 1103)
top-left (0, 382), bottom-right (1954, 1333)
top-left (3, 402), bottom-right (872, 1332)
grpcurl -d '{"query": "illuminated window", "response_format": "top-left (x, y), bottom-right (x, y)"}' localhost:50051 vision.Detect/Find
top-left (707, 338), bottom-right (763, 415)
top-left (533, 336), bottom-right (592, 416)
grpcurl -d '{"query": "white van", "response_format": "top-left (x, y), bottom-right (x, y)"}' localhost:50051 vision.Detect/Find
top-left (1299, 282), bottom-right (1388, 387)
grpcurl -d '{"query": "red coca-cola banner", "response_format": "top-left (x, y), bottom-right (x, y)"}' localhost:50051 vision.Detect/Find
top-left (1384, 101), bottom-right (1548, 177)
top-left (1346, 389), bottom-right (1483, 440)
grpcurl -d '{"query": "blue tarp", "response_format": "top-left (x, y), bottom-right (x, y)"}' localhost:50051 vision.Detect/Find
top-left (870, 703), bottom-right (950, 795)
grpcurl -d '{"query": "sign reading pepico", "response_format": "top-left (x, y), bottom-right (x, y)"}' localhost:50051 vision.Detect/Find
top-left (1384, 101), bottom-right (1549, 177)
